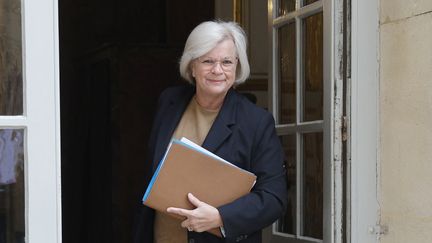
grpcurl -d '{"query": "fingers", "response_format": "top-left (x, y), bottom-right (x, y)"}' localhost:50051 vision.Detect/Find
top-left (181, 219), bottom-right (191, 230)
top-left (167, 193), bottom-right (218, 232)
top-left (181, 218), bottom-right (205, 233)
top-left (182, 222), bottom-right (206, 232)
top-left (167, 193), bottom-right (204, 216)
top-left (167, 207), bottom-right (192, 217)
top-left (187, 193), bottom-right (203, 207)
top-left (170, 208), bottom-right (202, 232)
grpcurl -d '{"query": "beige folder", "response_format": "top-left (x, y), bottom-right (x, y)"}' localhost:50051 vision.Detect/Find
top-left (142, 137), bottom-right (256, 236)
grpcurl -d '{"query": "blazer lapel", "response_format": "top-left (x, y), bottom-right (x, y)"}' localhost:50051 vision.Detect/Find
top-left (153, 87), bottom-right (238, 169)
top-left (202, 88), bottom-right (237, 153)
top-left (152, 86), bottom-right (195, 171)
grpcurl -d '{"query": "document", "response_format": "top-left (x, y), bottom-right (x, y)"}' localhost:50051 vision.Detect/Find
top-left (142, 137), bottom-right (256, 235)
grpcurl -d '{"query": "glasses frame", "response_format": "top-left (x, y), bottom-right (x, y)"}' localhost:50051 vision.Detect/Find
top-left (195, 56), bottom-right (239, 72)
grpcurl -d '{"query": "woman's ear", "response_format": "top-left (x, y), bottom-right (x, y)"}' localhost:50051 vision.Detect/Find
top-left (191, 65), bottom-right (196, 78)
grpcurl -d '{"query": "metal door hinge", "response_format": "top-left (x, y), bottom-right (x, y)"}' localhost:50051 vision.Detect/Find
top-left (368, 225), bottom-right (388, 236)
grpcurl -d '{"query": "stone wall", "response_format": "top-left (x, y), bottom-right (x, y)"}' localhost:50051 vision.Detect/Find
top-left (379, 1), bottom-right (432, 242)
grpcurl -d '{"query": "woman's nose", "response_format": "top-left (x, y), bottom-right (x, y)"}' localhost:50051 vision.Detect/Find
top-left (211, 62), bottom-right (224, 74)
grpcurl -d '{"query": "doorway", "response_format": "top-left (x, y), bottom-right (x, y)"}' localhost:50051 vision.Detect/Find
top-left (59, 1), bottom-right (214, 242)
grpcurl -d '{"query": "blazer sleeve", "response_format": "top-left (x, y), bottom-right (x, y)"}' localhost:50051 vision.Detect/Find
top-left (217, 112), bottom-right (288, 238)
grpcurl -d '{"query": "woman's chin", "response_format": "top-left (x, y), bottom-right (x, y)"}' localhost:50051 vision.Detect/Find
top-left (203, 82), bottom-right (226, 90)
top-left (200, 87), bottom-right (228, 97)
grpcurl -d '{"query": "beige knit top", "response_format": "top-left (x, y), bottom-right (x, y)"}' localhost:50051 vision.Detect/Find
top-left (154, 96), bottom-right (220, 243)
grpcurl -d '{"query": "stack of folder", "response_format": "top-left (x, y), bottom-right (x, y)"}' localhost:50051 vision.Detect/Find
top-left (142, 137), bottom-right (257, 235)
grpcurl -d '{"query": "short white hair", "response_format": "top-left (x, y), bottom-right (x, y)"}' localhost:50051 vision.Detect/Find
top-left (179, 20), bottom-right (250, 86)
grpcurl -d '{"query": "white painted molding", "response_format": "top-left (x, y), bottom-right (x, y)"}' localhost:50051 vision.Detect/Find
top-left (350, 0), bottom-right (380, 242)
top-left (22, 0), bottom-right (62, 242)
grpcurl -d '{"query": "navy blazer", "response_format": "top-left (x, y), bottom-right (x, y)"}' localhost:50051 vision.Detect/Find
top-left (133, 84), bottom-right (287, 243)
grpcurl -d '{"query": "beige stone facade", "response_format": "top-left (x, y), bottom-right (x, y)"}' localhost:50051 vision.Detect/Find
top-left (380, 1), bottom-right (432, 242)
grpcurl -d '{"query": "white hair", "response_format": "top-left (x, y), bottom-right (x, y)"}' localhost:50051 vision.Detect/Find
top-left (179, 20), bottom-right (250, 86)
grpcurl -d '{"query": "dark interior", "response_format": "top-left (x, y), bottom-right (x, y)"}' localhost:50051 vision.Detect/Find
top-left (59, 1), bottom-right (214, 242)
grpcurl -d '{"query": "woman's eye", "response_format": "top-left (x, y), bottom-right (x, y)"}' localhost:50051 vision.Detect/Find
top-left (202, 59), bottom-right (214, 64)
top-left (222, 60), bottom-right (233, 65)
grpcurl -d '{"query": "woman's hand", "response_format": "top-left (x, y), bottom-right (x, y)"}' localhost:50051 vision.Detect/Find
top-left (167, 193), bottom-right (223, 232)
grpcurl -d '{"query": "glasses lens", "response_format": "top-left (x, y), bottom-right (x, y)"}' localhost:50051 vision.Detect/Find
top-left (198, 57), bottom-right (237, 71)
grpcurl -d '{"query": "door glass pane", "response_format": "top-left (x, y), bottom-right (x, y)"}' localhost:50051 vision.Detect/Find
top-left (302, 132), bottom-right (323, 239)
top-left (0, 0), bottom-right (23, 115)
top-left (276, 134), bottom-right (296, 234)
top-left (302, 12), bottom-right (323, 122)
top-left (302, 0), bottom-right (319, 6)
top-left (278, 0), bottom-right (296, 16)
top-left (0, 129), bottom-right (25, 243)
top-left (278, 23), bottom-right (296, 124)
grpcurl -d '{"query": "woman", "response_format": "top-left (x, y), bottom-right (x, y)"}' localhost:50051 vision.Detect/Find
top-left (134, 20), bottom-right (287, 243)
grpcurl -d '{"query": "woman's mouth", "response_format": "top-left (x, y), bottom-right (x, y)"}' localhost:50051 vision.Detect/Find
top-left (206, 79), bottom-right (224, 83)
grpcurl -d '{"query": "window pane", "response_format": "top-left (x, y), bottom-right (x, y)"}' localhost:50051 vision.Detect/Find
top-left (302, 12), bottom-right (323, 122)
top-left (278, 23), bottom-right (296, 124)
top-left (0, 129), bottom-right (25, 243)
top-left (278, 0), bottom-right (296, 16)
top-left (302, 132), bottom-right (323, 239)
top-left (302, 0), bottom-right (319, 6)
top-left (276, 134), bottom-right (296, 234)
top-left (0, 0), bottom-right (23, 115)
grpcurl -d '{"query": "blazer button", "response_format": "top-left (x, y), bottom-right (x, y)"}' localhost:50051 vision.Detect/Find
top-left (189, 239), bottom-right (195, 243)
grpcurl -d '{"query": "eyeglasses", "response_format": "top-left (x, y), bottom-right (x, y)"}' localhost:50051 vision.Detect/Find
top-left (197, 57), bottom-right (238, 71)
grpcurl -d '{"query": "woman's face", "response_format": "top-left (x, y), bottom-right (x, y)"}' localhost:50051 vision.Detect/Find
top-left (191, 39), bottom-right (238, 100)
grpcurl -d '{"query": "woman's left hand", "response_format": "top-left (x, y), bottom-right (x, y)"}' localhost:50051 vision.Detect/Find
top-left (167, 193), bottom-right (223, 232)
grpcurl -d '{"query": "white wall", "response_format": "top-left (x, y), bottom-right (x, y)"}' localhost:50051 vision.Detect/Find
top-left (379, 1), bottom-right (432, 242)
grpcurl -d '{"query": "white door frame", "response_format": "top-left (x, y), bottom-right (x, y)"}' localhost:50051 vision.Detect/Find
top-left (10, 0), bottom-right (61, 242)
top-left (350, 0), bottom-right (380, 242)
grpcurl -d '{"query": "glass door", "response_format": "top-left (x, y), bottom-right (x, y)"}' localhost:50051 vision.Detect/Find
top-left (267, 0), bottom-right (343, 242)
top-left (0, 0), bottom-right (61, 242)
